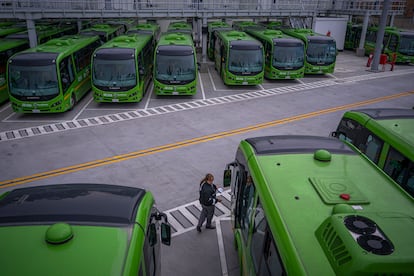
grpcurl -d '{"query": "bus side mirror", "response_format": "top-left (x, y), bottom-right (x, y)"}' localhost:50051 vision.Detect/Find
top-left (223, 169), bottom-right (231, 187)
top-left (161, 222), bottom-right (171, 246)
top-left (149, 223), bottom-right (157, 246)
top-left (330, 131), bottom-right (338, 137)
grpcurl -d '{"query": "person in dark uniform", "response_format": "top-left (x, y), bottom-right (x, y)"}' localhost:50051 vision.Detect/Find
top-left (196, 173), bottom-right (221, 232)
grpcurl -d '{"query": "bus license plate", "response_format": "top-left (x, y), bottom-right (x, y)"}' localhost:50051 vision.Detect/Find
top-left (173, 92), bottom-right (179, 95)
top-left (242, 81), bottom-right (248, 85)
top-left (112, 99), bottom-right (119, 102)
top-left (32, 109), bottom-right (40, 113)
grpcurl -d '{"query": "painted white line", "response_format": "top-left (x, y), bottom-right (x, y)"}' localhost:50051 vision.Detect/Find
top-left (144, 83), bottom-right (154, 110)
top-left (207, 66), bottom-right (218, 91)
top-left (199, 71), bottom-right (206, 100)
top-left (0, 103), bottom-right (11, 113)
top-left (327, 73), bottom-right (338, 79)
top-left (296, 78), bottom-right (305, 84)
top-left (216, 220), bottom-right (229, 276)
top-left (1, 69), bottom-right (413, 142)
top-left (73, 95), bottom-right (93, 121)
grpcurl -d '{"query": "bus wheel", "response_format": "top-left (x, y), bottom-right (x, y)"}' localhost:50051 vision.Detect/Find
top-left (69, 94), bottom-right (77, 110)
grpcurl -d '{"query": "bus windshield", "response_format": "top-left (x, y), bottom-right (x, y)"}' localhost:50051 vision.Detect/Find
top-left (273, 44), bottom-right (304, 70)
top-left (155, 49), bottom-right (195, 82)
top-left (9, 64), bottom-right (59, 100)
top-left (306, 39), bottom-right (336, 65)
top-left (93, 58), bottom-right (137, 88)
top-left (399, 34), bottom-right (414, 55)
top-left (228, 48), bottom-right (263, 74)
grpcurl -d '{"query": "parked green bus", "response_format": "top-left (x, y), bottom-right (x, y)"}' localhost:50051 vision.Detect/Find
top-left (331, 108), bottom-right (414, 198)
top-left (207, 21), bottom-right (231, 61)
top-left (0, 183), bottom-right (171, 276)
top-left (7, 35), bottom-right (102, 113)
top-left (92, 34), bottom-right (155, 103)
top-left (245, 29), bottom-right (305, 79)
top-left (80, 23), bottom-right (125, 42)
top-left (232, 21), bottom-right (261, 32)
top-left (365, 26), bottom-right (414, 64)
top-left (127, 22), bottom-right (160, 41)
top-left (166, 21), bottom-right (193, 38)
top-left (214, 30), bottom-right (264, 85)
top-left (344, 23), bottom-right (362, 50)
top-left (282, 28), bottom-right (336, 74)
top-left (0, 38), bottom-right (29, 104)
top-left (0, 23), bottom-right (25, 38)
top-left (223, 135), bottom-right (414, 275)
top-left (153, 32), bottom-right (197, 95)
top-left (6, 24), bottom-right (76, 45)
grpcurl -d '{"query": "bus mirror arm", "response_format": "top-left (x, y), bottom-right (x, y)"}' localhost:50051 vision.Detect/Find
top-left (223, 163), bottom-right (237, 187)
top-left (151, 211), bottom-right (168, 222)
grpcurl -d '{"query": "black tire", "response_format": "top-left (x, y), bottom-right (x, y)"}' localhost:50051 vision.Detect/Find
top-left (69, 94), bottom-right (76, 111)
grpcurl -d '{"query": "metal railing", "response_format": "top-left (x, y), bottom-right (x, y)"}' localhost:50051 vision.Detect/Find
top-left (0, 0), bottom-right (407, 19)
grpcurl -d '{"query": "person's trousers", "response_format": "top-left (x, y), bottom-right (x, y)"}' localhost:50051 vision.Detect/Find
top-left (197, 204), bottom-right (215, 227)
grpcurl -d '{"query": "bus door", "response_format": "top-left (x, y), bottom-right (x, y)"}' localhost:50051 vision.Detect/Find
top-left (224, 161), bottom-right (245, 229)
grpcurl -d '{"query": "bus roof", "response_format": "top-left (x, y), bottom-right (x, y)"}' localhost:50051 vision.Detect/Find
top-left (240, 135), bottom-right (414, 275)
top-left (0, 183), bottom-right (146, 225)
top-left (157, 32), bottom-right (194, 47)
top-left (0, 184), bottom-right (149, 275)
top-left (344, 108), bottom-right (414, 157)
top-left (97, 34), bottom-right (152, 50)
top-left (10, 35), bottom-right (100, 58)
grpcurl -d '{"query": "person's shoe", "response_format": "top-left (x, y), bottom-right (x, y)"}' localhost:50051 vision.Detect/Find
top-left (206, 225), bottom-right (216, 229)
top-left (196, 226), bottom-right (202, 232)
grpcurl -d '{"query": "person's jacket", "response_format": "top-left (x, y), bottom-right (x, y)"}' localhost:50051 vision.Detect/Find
top-left (199, 182), bottom-right (217, 206)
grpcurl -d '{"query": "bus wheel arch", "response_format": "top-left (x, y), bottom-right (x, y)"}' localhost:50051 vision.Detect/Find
top-left (69, 93), bottom-right (77, 110)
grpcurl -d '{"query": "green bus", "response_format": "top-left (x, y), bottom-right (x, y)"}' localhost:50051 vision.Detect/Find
top-left (92, 34), bottom-right (155, 103)
top-left (344, 23), bottom-right (362, 50)
top-left (364, 26), bottom-right (414, 64)
top-left (7, 35), bottom-right (102, 113)
top-left (80, 23), bottom-right (125, 43)
top-left (153, 32), bottom-right (197, 95)
top-left (232, 21), bottom-right (261, 32)
top-left (127, 22), bottom-right (160, 41)
top-left (282, 28), bottom-right (337, 74)
top-left (0, 38), bottom-right (29, 104)
top-left (259, 21), bottom-right (283, 30)
top-left (0, 23), bottom-right (26, 38)
top-left (207, 21), bottom-right (231, 61)
top-left (214, 30), bottom-right (264, 85)
top-left (223, 135), bottom-right (414, 275)
top-left (331, 108), bottom-right (414, 198)
top-left (166, 21), bottom-right (193, 37)
top-left (0, 183), bottom-right (171, 276)
top-left (6, 24), bottom-right (76, 45)
top-left (245, 29), bottom-right (305, 80)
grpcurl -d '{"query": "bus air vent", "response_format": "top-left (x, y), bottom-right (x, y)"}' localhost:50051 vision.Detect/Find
top-left (344, 215), bottom-right (376, 235)
top-left (316, 213), bottom-right (414, 275)
top-left (357, 234), bottom-right (394, 255)
top-left (264, 30), bottom-right (280, 35)
top-left (344, 215), bottom-right (394, 255)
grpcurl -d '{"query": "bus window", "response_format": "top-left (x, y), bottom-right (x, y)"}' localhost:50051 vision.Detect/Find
top-left (60, 57), bottom-right (74, 93)
top-left (241, 175), bottom-right (255, 239)
top-left (252, 199), bottom-right (285, 276)
top-left (384, 148), bottom-right (414, 196)
top-left (251, 199), bottom-right (266, 271)
top-left (388, 34), bottom-right (398, 52)
top-left (362, 134), bottom-right (383, 164)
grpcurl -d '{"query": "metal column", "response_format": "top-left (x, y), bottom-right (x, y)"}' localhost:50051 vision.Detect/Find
top-left (356, 11), bottom-right (370, 57)
top-left (370, 0), bottom-right (391, 72)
